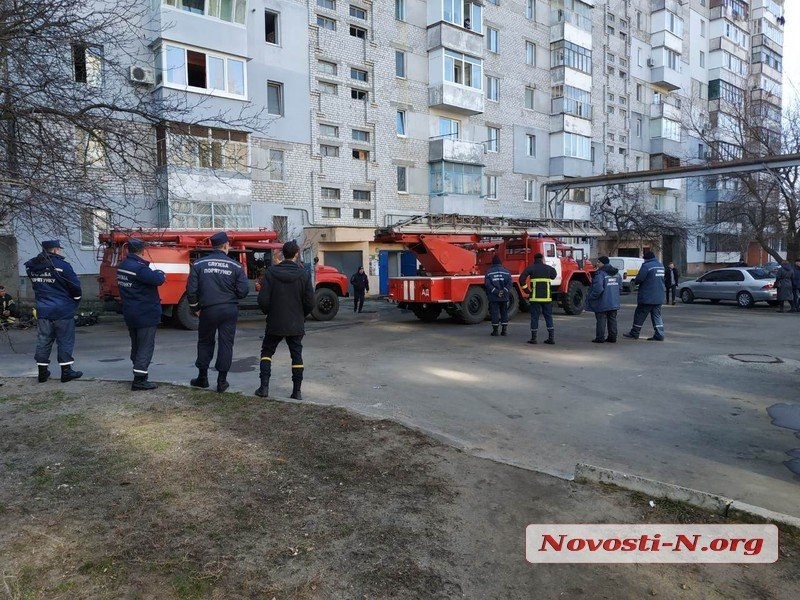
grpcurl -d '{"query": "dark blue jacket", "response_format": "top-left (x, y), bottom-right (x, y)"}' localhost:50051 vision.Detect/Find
top-left (24, 252), bottom-right (82, 320)
top-left (117, 253), bottom-right (166, 328)
top-left (186, 250), bottom-right (249, 310)
top-left (792, 265), bottom-right (800, 289)
top-left (588, 264), bottom-right (622, 313)
top-left (634, 258), bottom-right (665, 305)
top-left (258, 260), bottom-right (315, 336)
top-left (484, 264), bottom-right (512, 303)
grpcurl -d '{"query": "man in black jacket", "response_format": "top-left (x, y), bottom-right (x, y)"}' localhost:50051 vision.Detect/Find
top-left (519, 253), bottom-right (558, 345)
top-left (664, 261), bottom-right (679, 305)
top-left (255, 241), bottom-right (315, 400)
top-left (350, 266), bottom-right (369, 313)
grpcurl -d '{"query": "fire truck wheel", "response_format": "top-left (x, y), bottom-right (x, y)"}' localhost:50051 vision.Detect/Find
top-left (175, 296), bottom-right (199, 330)
top-left (412, 303), bottom-right (442, 322)
top-left (457, 286), bottom-right (489, 324)
top-left (507, 288), bottom-right (520, 319)
top-left (563, 281), bottom-right (587, 316)
top-left (311, 288), bottom-right (339, 321)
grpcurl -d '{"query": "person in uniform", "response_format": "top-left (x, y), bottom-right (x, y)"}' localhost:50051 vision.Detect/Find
top-left (186, 232), bottom-right (249, 393)
top-left (587, 256), bottom-right (622, 343)
top-left (116, 238), bottom-right (166, 390)
top-left (484, 254), bottom-right (512, 336)
top-left (350, 266), bottom-right (369, 313)
top-left (0, 285), bottom-right (18, 325)
top-left (519, 252), bottom-right (557, 345)
top-left (255, 241), bottom-right (315, 400)
top-left (623, 251), bottom-right (666, 341)
top-left (24, 240), bottom-right (83, 382)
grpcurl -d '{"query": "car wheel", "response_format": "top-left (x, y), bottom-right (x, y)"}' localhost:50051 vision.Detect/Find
top-left (680, 288), bottom-right (694, 304)
top-left (412, 303), bottom-right (442, 322)
top-left (736, 291), bottom-right (754, 308)
top-left (507, 287), bottom-right (521, 319)
top-left (175, 295), bottom-right (199, 330)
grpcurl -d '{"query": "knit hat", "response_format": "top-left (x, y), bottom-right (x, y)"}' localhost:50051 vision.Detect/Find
top-left (127, 238), bottom-right (145, 252)
top-left (210, 231), bottom-right (229, 246)
top-left (643, 251), bottom-right (656, 260)
top-left (42, 240), bottom-right (63, 250)
top-left (491, 255), bottom-right (502, 265)
top-left (598, 256), bottom-right (610, 265)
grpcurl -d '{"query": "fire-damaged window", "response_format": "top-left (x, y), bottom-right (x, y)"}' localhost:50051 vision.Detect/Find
top-left (72, 44), bottom-right (103, 87)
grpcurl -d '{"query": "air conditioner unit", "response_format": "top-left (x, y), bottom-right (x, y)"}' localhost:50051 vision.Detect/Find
top-left (646, 58), bottom-right (655, 67)
top-left (129, 65), bottom-right (155, 85)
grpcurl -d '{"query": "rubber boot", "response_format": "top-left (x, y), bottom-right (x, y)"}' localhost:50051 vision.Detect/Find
top-left (527, 330), bottom-right (537, 345)
top-left (500, 325), bottom-right (508, 336)
top-left (491, 325), bottom-right (499, 336)
top-left (255, 358), bottom-right (271, 398)
top-left (190, 368), bottom-right (209, 389)
top-left (290, 366), bottom-right (303, 400)
top-left (544, 328), bottom-right (555, 345)
top-left (131, 374), bottom-right (158, 391)
top-left (37, 365), bottom-right (50, 383)
top-left (216, 371), bottom-right (229, 394)
top-left (60, 365), bottom-right (83, 382)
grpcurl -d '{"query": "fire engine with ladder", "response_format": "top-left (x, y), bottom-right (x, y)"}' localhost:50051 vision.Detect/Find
top-left (374, 214), bottom-right (605, 324)
top-left (97, 230), bottom-right (349, 329)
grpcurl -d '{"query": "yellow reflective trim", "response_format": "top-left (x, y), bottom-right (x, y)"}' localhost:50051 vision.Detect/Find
top-left (530, 277), bottom-right (552, 302)
top-left (292, 364), bottom-right (304, 368)
top-left (260, 357), bottom-right (272, 361)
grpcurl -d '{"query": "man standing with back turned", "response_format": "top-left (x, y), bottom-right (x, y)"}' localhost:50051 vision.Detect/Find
top-left (623, 250), bottom-right (666, 341)
top-left (186, 232), bottom-right (249, 393)
top-left (519, 252), bottom-right (558, 345)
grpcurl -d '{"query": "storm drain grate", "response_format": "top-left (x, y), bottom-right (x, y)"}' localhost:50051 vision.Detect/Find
top-left (728, 354), bottom-right (784, 364)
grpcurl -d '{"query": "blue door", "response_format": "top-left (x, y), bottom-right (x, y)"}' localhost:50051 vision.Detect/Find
top-left (400, 251), bottom-right (417, 276)
top-left (379, 250), bottom-right (389, 295)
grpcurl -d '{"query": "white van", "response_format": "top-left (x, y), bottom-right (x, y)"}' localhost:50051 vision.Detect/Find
top-left (608, 257), bottom-right (644, 293)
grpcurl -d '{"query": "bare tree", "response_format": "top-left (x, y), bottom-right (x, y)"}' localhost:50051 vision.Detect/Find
top-left (0, 0), bottom-right (261, 238)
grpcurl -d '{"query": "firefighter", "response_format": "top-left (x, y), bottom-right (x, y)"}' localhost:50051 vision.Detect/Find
top-left (587, 256), bottom-right (622, 343)
top-left (623, 251), bottom-right (666, 341)
top-left (1, 284), bottom-right (18, 325)
top-left (116, 238), bottom-right (166, 391)
top-left (350, 266), bottom-right (369, 313)
top-left (24, 240), bottom-right (83, 382)
top-left (255, 241), bottom-right (315, 400)
top-left (186, 232), bottom-right (250, 393)
top-left (519, 252), bottom-right (557, 345)
top-left (484, 254), bottom-right (512, 336)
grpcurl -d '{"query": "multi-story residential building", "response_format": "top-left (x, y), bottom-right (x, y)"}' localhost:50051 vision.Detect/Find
top-left (11, 0), bottom-right (785, 295)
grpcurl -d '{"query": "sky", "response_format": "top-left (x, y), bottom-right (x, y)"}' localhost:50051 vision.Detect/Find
top-left (782, 1), bottom-right (799, 107)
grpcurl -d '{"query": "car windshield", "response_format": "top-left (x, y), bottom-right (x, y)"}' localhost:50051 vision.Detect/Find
top-left (747, 268), bottom-right (773, 279)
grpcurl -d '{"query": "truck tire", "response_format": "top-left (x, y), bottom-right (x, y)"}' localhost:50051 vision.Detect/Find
top-left (457, 286), bottom-right (489, 324)
top-left (175, 295), bottom-right (199, 330)
top-left (412, 303), bottom-right (443, 322)
top-left (507, 287), bottom-right (520, 319)
top-left (563, 280), bottom-right (587, 315)
top-left (311, 288), bottom-right (339, 321)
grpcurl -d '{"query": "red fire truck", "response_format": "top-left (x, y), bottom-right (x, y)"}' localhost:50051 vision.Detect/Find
top-left (97, 230), bottom-right (348, 329)
top-left (374, 215), bottom-right (601, 323)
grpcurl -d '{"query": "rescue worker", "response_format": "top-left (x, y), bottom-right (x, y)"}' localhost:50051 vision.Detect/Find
top-left (255, 241), bottom-right (315, 400)
top-left (484, 254), bottom-right (512, 336)
top-left (350, 266), bottom-right (369, 313)
top-left (186, 231), bottom-right (249, 393)
top-left (0, 284), bottom-right (18, 325)
top-left (623, 250), bottom-right (666, 341)
top-left (519, 252), bottom-right (557, 345)
top-left (24, 240), bottom-right (83, 382)
top-left (116, 238), bottom-right (166, 391)
top-left (587, 256), bottom-right (622, 343)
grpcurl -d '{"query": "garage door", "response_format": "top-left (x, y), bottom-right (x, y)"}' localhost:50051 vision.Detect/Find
top-left (323, 251), bottom-right (363, 293)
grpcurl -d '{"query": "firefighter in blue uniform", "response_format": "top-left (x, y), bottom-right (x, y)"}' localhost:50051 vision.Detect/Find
top-left (24, 240), bottom-right (83, 383)
top-left (587, 256), bottom-right (622, 343)
top-left (484, 254), bottom-right (513, 336)
top-left (519, 252), bottom-right (558, 345)
top-left (186, 232), bottom-right (250, 393)
top-left (116, 238), bottom-right (166, 390)
top-left (623, 250), bottom-right (666, 341)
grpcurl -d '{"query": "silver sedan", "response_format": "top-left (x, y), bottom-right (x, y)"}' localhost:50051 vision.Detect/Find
top-left (678, 267), bottom-right (777, 308)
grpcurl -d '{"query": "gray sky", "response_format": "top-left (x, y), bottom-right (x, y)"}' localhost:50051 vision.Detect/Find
top-left (783, 2), bottom-right (797, 107)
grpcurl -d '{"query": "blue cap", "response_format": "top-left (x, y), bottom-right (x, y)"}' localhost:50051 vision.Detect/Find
top-left (210, 232), bottom-right (229, 246)
top-left (42, 240), bottom-right (62, 250)
top-left (127, 238), bottom-right (145, 252)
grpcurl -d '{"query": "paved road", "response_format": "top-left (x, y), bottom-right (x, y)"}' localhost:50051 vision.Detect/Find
top-left (2, 296), bottom-right (799, 518)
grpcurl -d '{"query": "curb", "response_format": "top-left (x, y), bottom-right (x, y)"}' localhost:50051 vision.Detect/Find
top-left (575, 463), bottom-right (800, 530)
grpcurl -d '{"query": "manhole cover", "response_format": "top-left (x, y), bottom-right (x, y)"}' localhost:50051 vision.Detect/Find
top-left (728, 353), bottom-right (784, 364)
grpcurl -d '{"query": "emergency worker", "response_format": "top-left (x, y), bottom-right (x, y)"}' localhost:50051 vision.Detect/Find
top-left (116, 238), bottom-right (166, 390)
top-left (484, 254), bottom-right (512, 336)
top-left (186, 232), bottom-right (249, 393)
top-left (24, 240), bottom-right (83, 382)
top-left (587, 256), bottom-right (622, 343)
top-left (0, 285), bottom-right (18, 325)
top-left (519, 252), bottom-right (557, 345)
top-left (255, 241), bottom-right (315, 400)
top-left (623, 251), bottom-right (666, 341)
top-left (350, 266), bottom-right (369, 313)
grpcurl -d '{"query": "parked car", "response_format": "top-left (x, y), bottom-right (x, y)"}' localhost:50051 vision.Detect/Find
top-left (678, 267), bottom-right (776, 308)
top-left (608, 257), bottom-right (645, 293)
top-left (760, 261), bottom-right (781, 276)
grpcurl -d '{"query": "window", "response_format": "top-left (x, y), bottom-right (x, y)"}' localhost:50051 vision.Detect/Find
top-left (352, 149), bottom-right (369, 160)
top-left (272, 216), bottom-right (288, 242)
top-left (607, 105), bottom-right (615, 115)
top-left (168, 126), bottom-right (249, 172)
top-left (485, 175), bottom-right (497, 199)
top-left (650, 118), bottom-right (681, 142)
top-left (526, 0), bottom-right (534, 20)
top-left (265, 10), bottom-right (279, 44)
top-left (76, 128), bottom-right (106, 168)
top-left (267, 81), bottom-right (283, 115)
top-left (349, 5), bottom-right (367, 19)
top-left (72, 44), bottom-right (103, 87)
top-left (486, 126), bottom-right (498, 152)
top-left (700, 20), bottom-right (706, 38)
top-left (438, 117), bottom-right (460, 139)
top-left (550, 40), bottom-right (592, 74)
top-left (618, 70), bottom-right (626, 79)
top-left (524, 180), bottom-right (536, 203)
top-left (397, 166), bottom-right (408, 192)
top-left (664, 48), bottom-right (679, 71)
top-left (80, 208), bottom-right (108, 247)
top-left (699, 51), bottom-right (705, 68)
top-left (665, 11), bottom-right (683, 37)
top-left (321, 207), bottom-right (341, 218)
top-left (317, 0), bottom-right (335, 9)
top-left (317, 15), bottom-right (336, 30)
top-left (395, 51), bottom-right (406, 78)
top-left (351, 67), bottom-right (368, 82)
top-left (353, 190), bottom-right (371, 202)
top-left (618, 147), bottom-right (626, 155)
top-left (636, 83), bottom-right (642, 102)
top-left (318, 60), bottom-right (337, 75)
top-left (443, 0), bottom-right (482, 29)
top-left (321, 187), bottom-right (341, 200)
top-left (526, 134), bottom-right (536, 157)
top-left (395, 0), bottom-right (406, 21)
top-left (429, 161), bottom-right (482, 195)
top-left (563, 133), bottom-right (591, 159)
top-left (486, 75), bottom-right (499, 101)
top-left (319, 81), bottom-right (337, 95)
top-left (444, 50), bottom-right (482, 90)
top-left (165, 0), bottom-right (247, 25)
top-left (170, 201), bottom-right (251, 229)
top-left (396, 110), bottom-right (407, 136)
top-left (353, 209), bottom-right (371, 219)
top-left (524, 86), bottom-right (535, 109)
top-left (526, 41), bottom-right (536, 66)
top-left (350, 25), bottom-right (367, 39)
top-left (320, 144), bottom-right (339, 157)
top-left (320, 124), bottom-right (338, 137)
top-left (551, 84), bottom-right (591, 119)
top-left (269, 149), bottom-right (284, 181)
top-left (696, 236), bottom-right (702, 252)
top-left (351, 88), bottom-right (367, 100)
top-left (352, 129), bottom-right (370, 142)
top-left (486, 27), bottom-right (499, 53)
top-left (619, 31), bottom-right (626, 42)
top-left (162, 44), bottom-right (246, 97)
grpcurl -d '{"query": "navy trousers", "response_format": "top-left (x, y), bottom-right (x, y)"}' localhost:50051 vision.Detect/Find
top-left (529, 302), bottom-right (554, 331)
top-left (195, 304), bottom-right (239, 372)
top-left (35, 317), bottom-right (76, 366)
top-left (129, 326), bottom-right (157, 375)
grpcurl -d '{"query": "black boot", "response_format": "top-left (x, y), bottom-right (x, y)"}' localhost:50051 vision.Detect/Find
top-left (290, 366), bottom-right (303, 400)
top-left (544, 329), bottom-right (555, 345)
top-left (255, 359), bottom-right (271, 398)
top-left (132, 374), bottom-right (158, 391)
top-left (527, 331), bottom-right (537, 344)
top-left (190, 368), bottom-right (209, 389)
top-left (216, 371), bottom-right (229, 394)
top-left (500, 325), bottom-right (508, 336)
top-left (60, 365), bottom-right (82, 382)
top-left (37, 365), bottom-right (50, 383)
top-left (491, 325), bottom-right (499, 336)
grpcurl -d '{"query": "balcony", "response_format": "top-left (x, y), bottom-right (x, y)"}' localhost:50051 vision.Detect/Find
top-left (650, 103), bottom-right (681, 120)
top-left (704, 251), bottom-right (741, 264)
top-left (649, 137), bottom-right (682, 156)
top-left (428, 137), bottom-right (484, 165)
top-left (750, 88), bottom-right (781, 107)
top-left (427, 21), bottom-right (483, 56)
top-left (550, 156), bottom-right (593, 178)
top-left (550, 114), bottom-right (592, 136)
top-left (429, 193), bottom-right (484, 216)
top-left (651, 178), bottom-right (681, 191)
top-left (428, 82), bottom-right (484, 115)
top-left (650, 66), bottom-right (681, 91)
